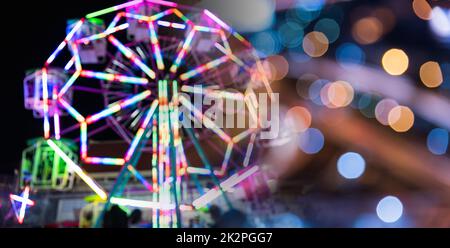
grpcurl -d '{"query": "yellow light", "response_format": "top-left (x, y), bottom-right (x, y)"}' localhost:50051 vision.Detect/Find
top-left (412, 0), bottom-right (432, 20)
top-left (328, 81), bottom-right (354, 108)
top-left (320, 81), bottom-right (354, 109)
top-left (420, 61), bottom-right (443, 88)
top-left (352, 17), bottom-right (383, 45)
top-left (303, 31), bottom-right (329, 58)
top-left (382, 49), bottom-right (409, 76)
top-left (388, 106), bottom-right (415, 132)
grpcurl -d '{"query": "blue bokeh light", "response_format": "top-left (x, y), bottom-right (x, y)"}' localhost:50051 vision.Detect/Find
top-left (337, 152), bottom-right (366, 179)
top-left (249, 31), bottom-right (282, 57)
top-left (336, 43), bottom-right (366, 69)
top-left (298, 128), bottom-right (325, 154)
top-left (376, 196), bottom-right (403, 223)
top-left (314, 18), bottom-right (340, 43)
top-left (427, 128), bottom-right (449, 155)
top-left (308, 79), bottom-right (329, 105)
top-left (441, 63), bottom-right (450, 90)
top-left (278, 21), bottom-right (304, 48)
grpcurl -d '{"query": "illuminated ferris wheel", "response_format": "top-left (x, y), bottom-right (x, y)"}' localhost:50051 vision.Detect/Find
top-left (22, 0), bottom-right (273, 227)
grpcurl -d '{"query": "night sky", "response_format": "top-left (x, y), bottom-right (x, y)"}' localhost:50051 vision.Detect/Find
top-left (0, 1), bottom-right (126, 174)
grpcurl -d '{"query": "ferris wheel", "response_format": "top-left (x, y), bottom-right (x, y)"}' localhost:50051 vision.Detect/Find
top-left (22, 0), bottom-right (274, 227)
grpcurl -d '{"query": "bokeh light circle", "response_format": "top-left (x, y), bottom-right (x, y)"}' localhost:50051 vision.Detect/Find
top-left (298, 128), bottom-right (325, 154)
top-left (375, 99), bottom-right (399, 126)
top-left (337, 152), bottom-right (366, 179)
top-left (420, 61), bottom-right (443, 88)
top-left (412, 0), bottom-right (432, 21)
top-left (352, 17), bottom-right (383, 44)
top-left (382, 49), bottom-right (409, 76)
top-left (250, 31), bottom-right (281, 57)
top-left (336, 43), bottom-right (366, 68)
top-left (321, 81), bottom-right (354, 108)
top-left (376, 196), bottom-right (403, 223)
top-left (262, 55), bottom-right (290, 81)
top-left (427, 128), bottom-right (449, 155)
top-left (285, 106), bottom-right (312, 133)
top-left (388, 106), bottom-right (415, 133)
top-left (303, 31), bottom-right (329, 58)
top-left (314, 18), bottom-right (340, 43)
top-left (278, 21), bottom-right (304, 48)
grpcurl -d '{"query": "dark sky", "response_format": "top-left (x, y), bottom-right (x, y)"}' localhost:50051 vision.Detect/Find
top-left (0, 1), bottom-right (126, 174)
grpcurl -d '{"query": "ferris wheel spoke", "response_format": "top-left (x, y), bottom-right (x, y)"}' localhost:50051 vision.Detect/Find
top-left (148, 21), bottom-right (165, 70)
top-left (108, 36), bottom-right (156, 79)
top-left (179, 55), bottom-right (230, 81)
top-left (79, 70), bottom-right (149, 85)
top-left (179, 95), bottom-right (231, 143)
top-left (75, 23), bottom-right (130, 44)
top-left (170, 29), bottom-right (197, 74)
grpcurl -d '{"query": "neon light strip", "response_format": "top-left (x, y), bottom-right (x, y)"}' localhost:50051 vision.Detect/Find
top-left (76, 23), bottom-right (129, 44)
top-left (108, 36), bottom-right (156, 79)
top-left (53, 88), bottom-right (61, 140)
top-left (203, 9), bottom-right (231, 31)
top-left (192, 166), bottom-right (259, 208)
top-left (110, 197), bottom-right (192, 210)
top-left (42, 68), bottom-right (50, 139)
top-left (123, 12), bottom-right (152, 22)
top-left (180, 55), bottom-right (230, 81)
top-left (173, 8), bottom-right (193, 25)
top-left (145, 0), bottom-right (178, 8)
top-left (125, 100), bottom-right (159, 161)
top-left (157, 20), bottom-right (186, 29)
top-left (219, 30), bottom-right (232, 53)
top-left (47, 140), bottom-right (107, 200)
top-left (194, 25), bottom-right (221, 33)
top-left (179, 95), bottom-right (231, 142)
top-left (10, 186), bottom-right (34, 224)
top-left (220, 143), bottom-right (233, 172)
top-left (107, 12), bottom-right (125, 30)
top-left (58, 98), bottom-right (85, 122)
top-left (255, 56), bottom-right (274, 96)
top-left (149, 8), bottom-right (174, 21)
top-left (19, 187), bottom-right (31, 224)
top-left (58, 71), bottom-right (80, 98)
top-left (84, 157), bottom-right (125, 166)
top-left (170, 29), bottom-right (196, 73)
top-left (215, 43), bottom-right (245, 67)
top-left (46, 19), bottom-right (84, 65)
top-left (186, 167), bottom-right (223, 176)
top-left (203, 9), bottom-right (252, 48)
top-left (80, 122), bottom-right (87, 158)
top-left (148, 21), bottom-right (165, 70)
top-left (80, 70), bottom-right (148, 85)
top-left (73, 44), bottom-right (82, 71)
top-left (243, 133), bottom-right (256, 167)
top-left (180, 85), bottom-right (245, 101)
top-left (86, 0), bottom-right (143, 19)
top-left (232, 129), bottom-right (255, 143)
top-left (86, 90), bottom-right (151, 124)
top-left (127, 165), bottom-right (153, 192)
top-left (10, 194), bottom-right (34, 206)
top-left (64, 56), bottom-right (76, 71)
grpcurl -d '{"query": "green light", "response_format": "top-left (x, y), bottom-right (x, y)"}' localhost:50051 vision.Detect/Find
top-left (86, 7), bottom-right (118, 19)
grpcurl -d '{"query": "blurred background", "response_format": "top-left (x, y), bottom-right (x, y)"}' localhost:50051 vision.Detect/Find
top-left (1, 0), bottom-right (450, 227)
